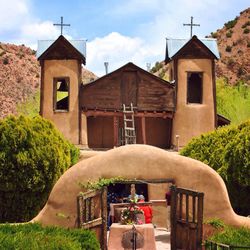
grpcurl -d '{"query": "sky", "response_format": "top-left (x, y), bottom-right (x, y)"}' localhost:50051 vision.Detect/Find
top-left (0, 0), bottom-right (249, 76)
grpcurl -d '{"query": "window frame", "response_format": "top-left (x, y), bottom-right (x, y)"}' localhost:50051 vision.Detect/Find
top-left (53, 77), bottom-right (70, 112)
top-left (186, 71), bottom-right (203, 104)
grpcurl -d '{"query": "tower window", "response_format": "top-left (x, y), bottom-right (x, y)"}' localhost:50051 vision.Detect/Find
top-left (187, 72), bottom-right (202, 104)
top-left (53, 77), bottom-right (70, 111)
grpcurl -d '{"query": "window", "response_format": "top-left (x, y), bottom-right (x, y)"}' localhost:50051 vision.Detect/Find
top-left (53, 77), bottom-right (70, 111)
top-left (187, 72), bottom-right (202, 104)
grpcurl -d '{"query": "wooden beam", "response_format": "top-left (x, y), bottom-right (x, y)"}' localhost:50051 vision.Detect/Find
top-left (113, 116), bottom-right (119, 147)
top-left (141, 116), bottom-right (146, 144)
top-left (83, 110), bottom-right (174, 119)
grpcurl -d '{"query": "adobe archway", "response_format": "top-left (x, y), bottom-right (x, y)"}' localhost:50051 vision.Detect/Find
top-left (33, 144), bottom-right (250, 229)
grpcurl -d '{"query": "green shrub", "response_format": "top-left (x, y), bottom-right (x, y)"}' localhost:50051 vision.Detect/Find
top-left (243, 28), bottom-right (249, 34)
top-left (208, 225), bottom-right (250, 246)
top-left (210, 32), bottom-right (218, 38)
top-left (225, 45), bottom-right (232, 52)
top-left (224, 18), bottom-right (238, 29)
top-left (0, 223), bottom-right (100, 250)
top-left (2, 57), bottom-right (9, 65)
top-left (0, 115), bottom-right (80, 222)
top-left (180, 120), bottom-right (250, 215)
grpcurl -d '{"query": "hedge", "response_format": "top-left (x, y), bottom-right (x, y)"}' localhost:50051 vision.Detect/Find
top-left (0, 223), bottom-right (100, 250)
top-left (180, 120), bottom-right (250, 215)
top-left (0, 115), bottom-right (80, 222)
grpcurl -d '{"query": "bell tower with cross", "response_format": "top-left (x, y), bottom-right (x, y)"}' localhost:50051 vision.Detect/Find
top-left (165, 17), bottom-right (219, 147)
top-left (37, 17), bottom-right (87, 145)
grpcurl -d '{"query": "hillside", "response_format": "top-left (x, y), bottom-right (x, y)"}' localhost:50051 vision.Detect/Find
top-left (151, 8), bottom-right (250, 85)
top-left (0, 43), bottom-right (39, 119)
top-left (0, 43), bottom-right (97, 119)
top-left (211, 8), bottom-right (250, 84)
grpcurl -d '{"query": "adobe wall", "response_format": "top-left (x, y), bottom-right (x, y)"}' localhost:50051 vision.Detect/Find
top-left (172, 59), bottom-right (216, 146)
top-left (41, 59), bottom-right (80, 144)
top-left (32, 145), bottom-right (250, 229)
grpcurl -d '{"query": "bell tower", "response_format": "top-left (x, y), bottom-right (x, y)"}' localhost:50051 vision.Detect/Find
top-left (37, 35), bottom-right (86, 144)
top-left (165, 36), bottom-right (219, 147)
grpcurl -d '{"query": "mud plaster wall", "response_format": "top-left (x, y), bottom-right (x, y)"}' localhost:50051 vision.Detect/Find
top-left (33, 145), bottom-right (250, 229)
top-left (172, 59), bottom-right (215, 146)
top-left (41, 60), bottom-right (80, 144)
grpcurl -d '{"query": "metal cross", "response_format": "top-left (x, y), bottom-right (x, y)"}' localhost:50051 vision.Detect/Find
top-left (53, 16), bottom-right (70, 35)
top-left (183, 16), bottom-right (200, 38)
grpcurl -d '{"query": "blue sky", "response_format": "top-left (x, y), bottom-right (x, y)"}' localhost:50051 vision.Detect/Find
top-left (0, 0), bottom-right (249, 76)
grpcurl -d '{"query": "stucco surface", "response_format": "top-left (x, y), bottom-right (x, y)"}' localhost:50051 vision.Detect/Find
top-left (172, 59), bottom-right (216, 146)
top-left (33, 144), bottom-right (250, 228)
top-left (42, 59), bottom-right (80, 144)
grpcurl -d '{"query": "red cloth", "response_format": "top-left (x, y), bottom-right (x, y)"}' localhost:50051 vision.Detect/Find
top-left (139, 205), bottom-right (153, 224)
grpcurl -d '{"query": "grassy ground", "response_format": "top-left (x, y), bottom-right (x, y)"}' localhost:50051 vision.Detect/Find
top-left (0, 223), bottom-right (100, 250)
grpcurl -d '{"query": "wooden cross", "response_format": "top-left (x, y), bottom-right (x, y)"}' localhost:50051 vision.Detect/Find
top-left (183, 16), bottom-right (200, 38)
top-left (53, 16), bottom-right (70, 35)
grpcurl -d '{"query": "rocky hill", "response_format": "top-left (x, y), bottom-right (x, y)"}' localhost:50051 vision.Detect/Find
top-left (151, 8), bottom-right (250, 85)
top-left (212, 8), bottom-right (250, 84)
top-left (0, 43), bottom-right (97, 119)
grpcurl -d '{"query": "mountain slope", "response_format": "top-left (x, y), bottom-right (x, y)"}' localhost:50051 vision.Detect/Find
top-left (212, 8), bottom-right (250, 84)
top-left (0, 43), bottom-right (97, 119)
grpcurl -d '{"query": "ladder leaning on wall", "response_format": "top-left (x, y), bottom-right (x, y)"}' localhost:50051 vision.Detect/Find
top-left (123, 103), bottom-right (136, 145)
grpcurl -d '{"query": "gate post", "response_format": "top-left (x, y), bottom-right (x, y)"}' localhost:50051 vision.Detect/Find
top-left (170, 185), bottom-right (177, 250)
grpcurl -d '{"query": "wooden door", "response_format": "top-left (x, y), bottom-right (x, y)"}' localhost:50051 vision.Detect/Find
top-left (121, 71), bottom-right (137, 106)
top-left (77, 187), bottom-right (108, 250)
top-left (170, 186), bottom-right (204, 250)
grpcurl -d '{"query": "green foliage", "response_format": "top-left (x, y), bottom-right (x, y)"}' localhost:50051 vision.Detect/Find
top-left (210, 32), bottom-right (218, 38)
top-left (0, 115), bottom-right (80, 222)
top-left (81, 177), bottom-right (126, 191)
top-left (243, 28), bottom-right (249, 34)
top-left (2, 57), bottom-right (9, 65)
top-left (17, 91), bottom-right (40, 117)
top-left (224, 17), bottom-right (238, 29)
top-left (241, 21), bottom-right (250, 29)
top-left (226, 30), bottom-right (233, 38)
top-left (0, 223), bottom-right (100, 250)
top-left (150, 61), bottom-right (163, 73)
top-left (216, 79), bottom-right (250, 124)
top-left (180, 120), bottom-right (250, 215)
top-left (225, 45), bottom-right (232, 52)
top-left (208, 226), bottom-right (250, 246)
top-left (204, 218), bottom-right (225, 229)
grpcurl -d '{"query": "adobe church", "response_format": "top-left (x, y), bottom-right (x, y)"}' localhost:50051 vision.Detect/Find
top-left (37, 34), bottom-right (226, 149)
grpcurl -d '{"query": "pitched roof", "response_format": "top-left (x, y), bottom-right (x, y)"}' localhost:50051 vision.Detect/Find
top-left (37, 35), bottom-right (86, 63)
top-left (83, 62), bottom-right (174, 88)
top-left (165, 35), bottom-right (220, 62)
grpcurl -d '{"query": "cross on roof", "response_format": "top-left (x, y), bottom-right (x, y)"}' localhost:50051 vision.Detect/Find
top-left (53, 16), bottom-right (70, 35)
top-left (183, 16), bottom-right (200, 38)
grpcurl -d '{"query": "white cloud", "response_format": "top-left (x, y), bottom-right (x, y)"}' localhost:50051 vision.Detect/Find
top-left (0, 0), bottom-right (29, 32)
top-left (87, 32), bottom-right (161, 77)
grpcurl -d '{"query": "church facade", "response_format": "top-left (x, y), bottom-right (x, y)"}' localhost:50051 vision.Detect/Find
top-left (37, 35), bottom-right (224, 149)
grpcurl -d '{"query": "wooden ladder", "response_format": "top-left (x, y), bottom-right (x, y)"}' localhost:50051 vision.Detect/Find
top-left (123, 103), bottom-right (136, 145)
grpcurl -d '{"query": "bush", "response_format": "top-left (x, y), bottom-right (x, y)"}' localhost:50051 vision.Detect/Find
top-left (224, 18), bottom-right (238, 29)
top-left (208, 225), bottom-right (250, 246)
top-left (225, 45), bottom-right (232, 52)
top-left (180, 120), bottom-right (250, 215)
top-left (243, 28), bottom-right (249, 34)
top-left (0, 115), bottom-right (80, 222)
top-left (2, 57), bottom-right (9, 65)
top-left (0, 223), bottom-right (100, 250)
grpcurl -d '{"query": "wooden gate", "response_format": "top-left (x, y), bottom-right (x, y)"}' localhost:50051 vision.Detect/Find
top-left (170, 185), bottom-right (204, 250)
top-left (77, 187), bottom-right (107, 250)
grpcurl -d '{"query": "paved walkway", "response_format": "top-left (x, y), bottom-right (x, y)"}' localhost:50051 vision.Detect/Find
top-left (155, 228), bottom-right (171, 250)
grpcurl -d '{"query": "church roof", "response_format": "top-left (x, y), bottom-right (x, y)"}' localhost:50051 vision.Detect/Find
top-left (36, 35), bottom-right (86, 60)
top-left (165, 36), bottom-right (220, 61)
